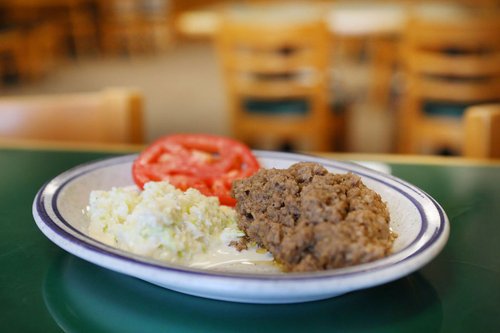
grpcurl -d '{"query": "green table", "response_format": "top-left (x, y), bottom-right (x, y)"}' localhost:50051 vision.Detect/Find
top-left (1, 147), bottom-right (499, 333)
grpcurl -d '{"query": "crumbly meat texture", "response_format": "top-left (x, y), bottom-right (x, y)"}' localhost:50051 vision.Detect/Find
top-left (231, 162), bottom-right (393, 272)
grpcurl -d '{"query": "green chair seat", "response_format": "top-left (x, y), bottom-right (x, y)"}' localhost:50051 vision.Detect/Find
top-left (243, 98), bottom-right (346, 116)
top-left (423, 101), bottom-right (499, 118)
top-left (243, 99), bottom-right (308, 115)
top-left (423, 102), bottom-right (469, 117)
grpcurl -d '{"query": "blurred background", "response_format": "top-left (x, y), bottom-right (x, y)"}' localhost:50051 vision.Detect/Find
top-left (1, 0), bottom-right (499, 155)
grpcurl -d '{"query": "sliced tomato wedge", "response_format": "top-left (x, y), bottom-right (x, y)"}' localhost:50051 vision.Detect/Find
top-left (132, 134), bottom-right (260, 206)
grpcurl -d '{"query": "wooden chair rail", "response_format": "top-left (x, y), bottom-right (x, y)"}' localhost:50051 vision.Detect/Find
top-left (0, 88), bottom-right (145, 145)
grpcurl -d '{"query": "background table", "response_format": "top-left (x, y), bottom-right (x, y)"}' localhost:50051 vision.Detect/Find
top-left (1, 146), bottom-right (499, 332)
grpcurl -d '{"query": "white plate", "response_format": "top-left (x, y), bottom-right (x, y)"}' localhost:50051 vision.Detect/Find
top-left (33, 151), bottom-right (449, 304)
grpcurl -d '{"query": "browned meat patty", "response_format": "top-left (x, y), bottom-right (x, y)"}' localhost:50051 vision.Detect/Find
top-left (231, 162), bottom-right (393, 272)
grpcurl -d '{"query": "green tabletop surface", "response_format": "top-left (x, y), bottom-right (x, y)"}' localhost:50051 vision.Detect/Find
top-left (1, 147), bottom-right (499, 333)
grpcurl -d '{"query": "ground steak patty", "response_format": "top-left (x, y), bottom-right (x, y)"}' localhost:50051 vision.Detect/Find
top-left (231, 162), bottom-right (393, 272)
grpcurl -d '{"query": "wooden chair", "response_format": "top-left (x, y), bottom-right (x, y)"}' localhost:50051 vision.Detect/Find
top-left (0, 21), bottom-right (61, 84)
top-left (0, 0), bottom-right (99, 58)
top-left (398, 12), bottom-right (500, 155)
top-left (0, 29), bottom-right (25, 85)
top-left (66, 1), bottom-right (100, 56)
top-left (0, 88), bottom-right (144, 145)
top-left (23, 20), bottom-right (63, 80)
top-left (140, 0), bottom-right (174, 51)
top-left (214, 10), bottom-right (335, 151)
top-left (98, 0), bottom-right (144, 55)
top-left (99, 0), bottom-right (172, 55)
top-left (463, 104), bottom-right (500, 159)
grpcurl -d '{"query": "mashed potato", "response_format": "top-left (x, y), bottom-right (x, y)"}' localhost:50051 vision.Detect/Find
top-left (88, 181), bottom-right (242, 264)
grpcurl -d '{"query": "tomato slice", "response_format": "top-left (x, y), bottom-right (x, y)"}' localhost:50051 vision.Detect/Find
top-left (132, 134), bottom-right (260, 206)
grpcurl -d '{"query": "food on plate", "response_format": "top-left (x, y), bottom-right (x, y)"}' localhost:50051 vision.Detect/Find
top-left (88, 181), bottom-right (242, 264)
top-left (88, 134), bottom-right (394, 273)
top-left (231, 162), bottom-right (394, 272)
top-left (132, 134), bottom-right (260, 206)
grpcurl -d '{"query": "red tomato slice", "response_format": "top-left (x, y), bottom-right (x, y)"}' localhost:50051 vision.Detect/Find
top-left (132, 134), bottom-right (260, 206)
